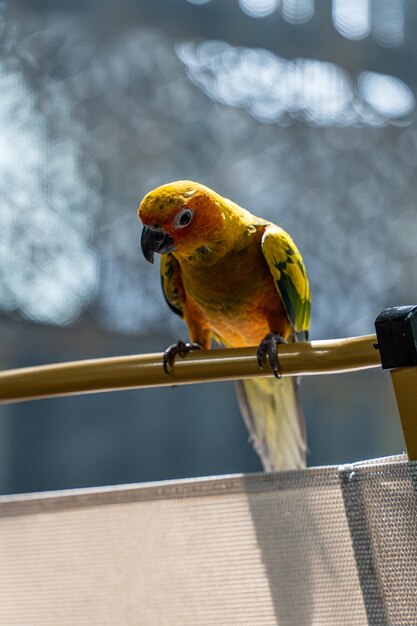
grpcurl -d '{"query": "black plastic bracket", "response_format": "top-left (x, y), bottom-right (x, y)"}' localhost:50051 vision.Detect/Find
top-left (375, 306), bottom-right (417, 370)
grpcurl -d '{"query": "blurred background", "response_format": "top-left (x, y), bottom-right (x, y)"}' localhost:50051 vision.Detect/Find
top-left (0, 0), bottom-right (414, 494)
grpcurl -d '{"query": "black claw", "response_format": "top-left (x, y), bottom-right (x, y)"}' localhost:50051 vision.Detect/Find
top-left (272, 367), bottom-right (282, 380)
top-left (163, 341), bottom-right (202, 374)
top-left (163, 344), bottom-right (178, 374)
top-left (256, 333), bottom-right (287, 379)
top-left (176, 340), bottom-right (188, 358)
top-left (256, 343), bottom-right (266, 369)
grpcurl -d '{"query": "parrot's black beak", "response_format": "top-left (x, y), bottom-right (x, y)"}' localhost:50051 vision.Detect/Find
top-left (141, 226), bottom-right (175, 264)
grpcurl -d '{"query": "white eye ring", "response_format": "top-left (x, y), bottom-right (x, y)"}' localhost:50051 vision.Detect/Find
top-left (173, 207), bottom-right (194, 229)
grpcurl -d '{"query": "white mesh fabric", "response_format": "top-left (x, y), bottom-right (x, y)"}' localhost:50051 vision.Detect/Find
top-left (0, 455), bottom-right (415, 625)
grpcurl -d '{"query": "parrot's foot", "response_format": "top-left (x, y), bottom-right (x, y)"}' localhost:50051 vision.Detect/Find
top-left (163, 341), bottom-right (202, 374)
top-left (256, 333), bottom-right (287, 379)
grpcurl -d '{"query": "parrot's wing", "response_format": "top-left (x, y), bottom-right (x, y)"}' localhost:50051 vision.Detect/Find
top-left (237, 224), bottom-right (310, 471)
top-left (160, 253), bottom-right (185, 318)
top-left (261, 224), bottom-right (310, 341)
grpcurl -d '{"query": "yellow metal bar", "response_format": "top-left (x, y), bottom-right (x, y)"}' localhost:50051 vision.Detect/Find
top-left (0, 334), bottom-right (380, 405)
top-left (390, 367), bottom-right (417, 461)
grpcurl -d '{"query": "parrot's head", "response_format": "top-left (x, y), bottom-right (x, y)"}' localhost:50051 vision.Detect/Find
top-left (138, 180), bottom-right (225, 263)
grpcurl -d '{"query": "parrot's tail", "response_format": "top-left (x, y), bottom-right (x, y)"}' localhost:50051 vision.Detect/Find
top-left (235, 377), bottom-right (307, 471)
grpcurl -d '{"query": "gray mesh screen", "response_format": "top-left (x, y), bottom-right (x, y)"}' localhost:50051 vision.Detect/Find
top-left (1, 455), bottom-right (416, 625)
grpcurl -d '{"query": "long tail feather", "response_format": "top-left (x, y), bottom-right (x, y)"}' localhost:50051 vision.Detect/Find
top-left (235, 377), bottom-right (307, 471)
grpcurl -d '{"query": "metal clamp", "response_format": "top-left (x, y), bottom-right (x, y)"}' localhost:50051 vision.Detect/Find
top-left (375, 306), bottom-right (417, 460)
top-left (375, 305), bottom-right (417, 369)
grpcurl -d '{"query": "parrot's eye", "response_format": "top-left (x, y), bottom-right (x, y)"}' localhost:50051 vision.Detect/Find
top-left (173, 208), bottom-right (194, 229)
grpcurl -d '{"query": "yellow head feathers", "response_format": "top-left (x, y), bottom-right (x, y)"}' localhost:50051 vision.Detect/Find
top-left (138, 181), bottom-right (227, 258)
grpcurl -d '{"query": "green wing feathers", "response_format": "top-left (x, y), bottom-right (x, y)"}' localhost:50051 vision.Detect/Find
top-left (160, 253), bottom-right (185, 318)
top-left (261, 225), bottom-right (310, 341)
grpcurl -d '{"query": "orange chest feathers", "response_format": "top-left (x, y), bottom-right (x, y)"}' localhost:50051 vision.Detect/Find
top-left (178, 242), bottom-right (289, 347)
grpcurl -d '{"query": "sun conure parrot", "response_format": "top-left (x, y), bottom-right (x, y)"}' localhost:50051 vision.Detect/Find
top-left (138, 181), bottom-right (310, 471)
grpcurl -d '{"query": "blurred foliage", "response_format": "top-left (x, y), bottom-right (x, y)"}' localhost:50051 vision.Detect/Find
top-left (1, 0), bottom-right (417, 338)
